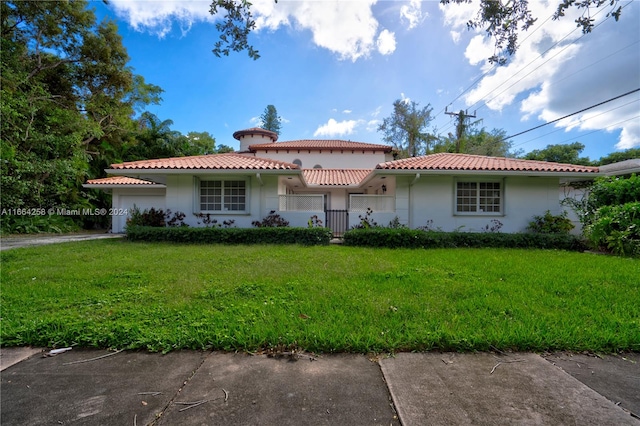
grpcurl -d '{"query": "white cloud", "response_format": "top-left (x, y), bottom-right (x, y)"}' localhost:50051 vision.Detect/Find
top-left (314, 118), bottom-right (363, 137)
top-left (400, 92), bottom-right (411, 104)
top-left (617, 121), bottom-right (640, 149)
top-left (371, 106), bottom-right (383, 117)
top-left (441, 0), bottom-right (640, 150)
top-left (376, 29), bottom-right (396, 55)
top-left (110, 0), bottom-right (399, 61)
top-left (343, 109), bottom-right (352, 114)
top-left (249, 116), bottom-right (260, 125)
top-left (366, 119), bottom-right (381, 132)
top-left (450, 31), bottom-right (461, 44)
top-left (109, 0), bottom-right (213, 38)
top-left (253, 0), bottom-right (380, 61)
top-left (400, 0), bottom-right (426, 30)
top-left (439, 0), bottom-right (476, 34)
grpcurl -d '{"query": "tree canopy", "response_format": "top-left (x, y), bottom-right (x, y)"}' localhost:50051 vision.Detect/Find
top-left (378, 100), bottom-right (435, 158)
top-left (0, 1), bottom-right (226, 233)
top-left (523, 142), bottom-right (593, 165)
top-left (259, 105), bottom-right (282, 135)
top-left (1, 1), bottom-right (161, 213)
top-left (597, 148), bottom-right (640, 165)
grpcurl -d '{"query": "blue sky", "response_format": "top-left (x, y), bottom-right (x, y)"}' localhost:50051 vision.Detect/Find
top-left (95, 0), bottom-right (639, 160)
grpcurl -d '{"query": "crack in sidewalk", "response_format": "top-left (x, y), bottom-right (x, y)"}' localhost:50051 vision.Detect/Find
top-left (147, 352), bottom-right (210, 426)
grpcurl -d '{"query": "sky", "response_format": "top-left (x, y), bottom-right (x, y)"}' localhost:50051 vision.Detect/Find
top-left (94, 0), bottom-right (640, 161)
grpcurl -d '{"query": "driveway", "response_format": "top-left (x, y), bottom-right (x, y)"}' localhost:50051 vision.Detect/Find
top-left (0, 232), bottom-right (123, 251)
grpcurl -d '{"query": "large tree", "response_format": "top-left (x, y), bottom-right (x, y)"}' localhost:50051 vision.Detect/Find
top-left (434, 126), bottom-right (517, 157)
top-left (597, 148), bottom-right (640, 166)
top-left (259, 105), bottom-right (282, 135)
top-left (0, 1), bottom-right (161, 214)
top-left (463, 128), bottom-right (516, 157)
top-left (209, 0), bottom-right (624, 63)
top-left (378, 99), bottom-right (435, 158)
top-left (523, 142), bottom-right (593, 165)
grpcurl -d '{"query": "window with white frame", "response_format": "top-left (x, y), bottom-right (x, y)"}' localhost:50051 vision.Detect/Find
top-left (199, 179), bottom-right (246, 212)
top-left (456, 181), bottom-right (502, 214)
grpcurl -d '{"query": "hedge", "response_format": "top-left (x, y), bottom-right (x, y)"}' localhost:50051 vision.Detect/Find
top-left (126, 226), bottom-right (333, 246)
top-left (343, 228), bottom-right (586, 251)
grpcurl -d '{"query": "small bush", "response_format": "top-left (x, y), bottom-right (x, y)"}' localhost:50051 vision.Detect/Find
top-left (343, 228), bottom-right (585, 251)
top-left (126, 206), bottom-right (187, 228)
top-left (352, 208), bottom-right (379, 229)
top-left (126, 226), bottom-right (333, 245)
top-left (252, 210), bottom-right (290, 227)
top-left (165, 210), bottom-right (188, 227)
top-left (126, 205), bottom-right (165, 227)
top-left (387, 216), bottom-right (407, 229)
top-left (308, 215), bottom-right (323, 228)
top-left (482, 219), bottom-right (503, 233)
top-left (527, 210), bottom-right (574, 234)
top-left (194, 213), bottom-right (236, 228)
top-left (584, 202), bottom-right (639, 257)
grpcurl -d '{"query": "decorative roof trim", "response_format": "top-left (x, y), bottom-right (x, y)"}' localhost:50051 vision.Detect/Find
top-left (109, 153), bottom-right (299, 171)
top-left (83, 176), bottom-right (166, 188)
top-left (232, 127), bottom-right (278, 142)
top-left (376, 153), bottom-right (599, 174)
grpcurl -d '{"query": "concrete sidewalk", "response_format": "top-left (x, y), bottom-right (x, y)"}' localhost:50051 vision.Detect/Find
top-left (1, 348), bottom-right (638, 425)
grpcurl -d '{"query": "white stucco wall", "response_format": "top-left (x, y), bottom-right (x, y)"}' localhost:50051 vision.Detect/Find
top-left (397, 175), bottom-right (562, 233)
top-left (111, 172), bottom-right (566, 235)
top-left (112, 188), bottom-right (166, 233)
top-left (114, 173), bottom-right (325, 231)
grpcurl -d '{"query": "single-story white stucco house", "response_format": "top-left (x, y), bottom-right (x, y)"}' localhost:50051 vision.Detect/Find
top-left (85, 127), bottom-right (623, 236)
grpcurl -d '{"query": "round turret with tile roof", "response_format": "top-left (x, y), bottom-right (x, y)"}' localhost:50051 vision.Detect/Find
top-left (233, 128), bottom-right (278, 152)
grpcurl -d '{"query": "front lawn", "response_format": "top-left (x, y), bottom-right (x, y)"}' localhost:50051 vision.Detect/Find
top-left (1, 239), bottom-right (638, 353)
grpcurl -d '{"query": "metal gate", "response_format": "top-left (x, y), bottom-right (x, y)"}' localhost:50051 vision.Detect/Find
top-left (326, 209), bottom-right (348, 237)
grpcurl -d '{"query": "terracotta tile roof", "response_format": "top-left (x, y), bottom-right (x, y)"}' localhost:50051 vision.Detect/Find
top-left (85, 176), bottom-right (162, 185)
top-left (233, 127), bottom-right (278, 142)
top-left (250, 140), bottom-right (393, 152)
top-left (377, 153), bottom-right (599, 173)
top-left (110, 153), bottom-right (299, 170)
top-left (303, 169), bottom-right (371, 186)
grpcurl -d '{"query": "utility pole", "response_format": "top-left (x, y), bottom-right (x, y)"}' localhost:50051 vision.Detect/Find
top-left (445, 107), bottom-right (476, 153)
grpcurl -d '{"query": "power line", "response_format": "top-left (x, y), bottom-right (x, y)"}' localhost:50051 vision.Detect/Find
top-left (434, 1), bottom-right (636, 144)
top-left (453, 1), bottom-right (632, 115)
top-left (473, 2), bottom-right (624, 114)
top-left (434, 12), bottom-right (556, 120)
top-left (551, 115), bottom-right (640, 146)
top-left (504, 88), bottom-right (640, 140)
top-left (512, 98), bottom-right (640, 147)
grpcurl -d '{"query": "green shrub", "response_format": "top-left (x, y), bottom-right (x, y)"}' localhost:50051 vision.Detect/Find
top-left (588, 174), bottom-right (640, 211)
top-left (584, 202), bottom-right (640, 257)
top-left (126, 205), bottom-right (165, 227)
top-left (126, 226), bottom-right (333, 245)
top-left (569, 174), bottom-right (640, 256)
top-left (0, 214), bottom-right (79, 234)
top-left (343, 228), bottom-right (585, 251)
top-left (527, 210), bottom-right (574, 234)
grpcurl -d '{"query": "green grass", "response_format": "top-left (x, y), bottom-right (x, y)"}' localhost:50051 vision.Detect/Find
top-left (1, 239), bottom-right (639, 353)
